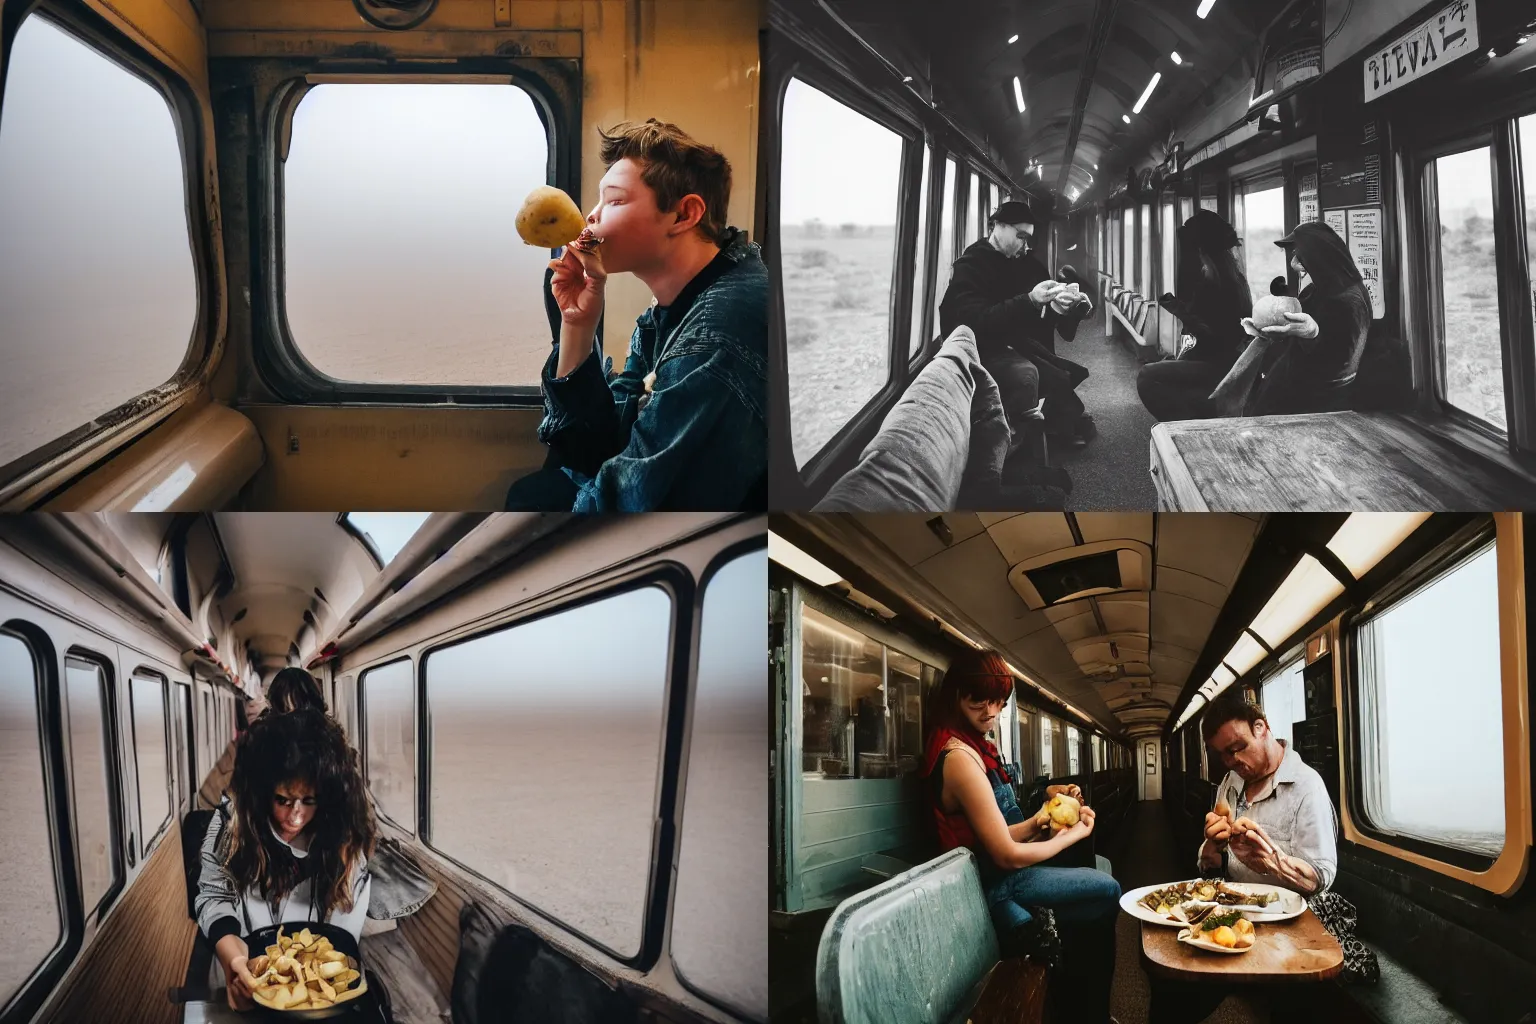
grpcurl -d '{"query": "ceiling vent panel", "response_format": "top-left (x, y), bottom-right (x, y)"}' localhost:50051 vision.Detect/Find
top-left (1009, 540), bottom-right (1152, 609)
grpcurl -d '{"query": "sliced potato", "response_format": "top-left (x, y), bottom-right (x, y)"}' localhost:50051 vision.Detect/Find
top-left (316, 960), bottom-right (347, 980)
top-left (331, 968), bottom-right (360, 987)
top-left (333, 984), bottom-right (365, 1004)
top-left (318, 949), bottom-right (347, 963)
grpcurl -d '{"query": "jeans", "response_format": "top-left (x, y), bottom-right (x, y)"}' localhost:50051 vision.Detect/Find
top-left (1148, 978), bottom-right (1330, 1024)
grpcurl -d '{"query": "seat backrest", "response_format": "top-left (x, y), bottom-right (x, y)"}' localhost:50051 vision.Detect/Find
top-left (815, 848), bottom-right (998, 1024)
top-left (181, 808), bottom-right (215, 920)
top-left (1349, 326), bottom-right (1413, 411)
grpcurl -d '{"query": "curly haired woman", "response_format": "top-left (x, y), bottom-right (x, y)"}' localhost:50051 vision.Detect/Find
top-left (194, 708), bottom-right (375, 1009)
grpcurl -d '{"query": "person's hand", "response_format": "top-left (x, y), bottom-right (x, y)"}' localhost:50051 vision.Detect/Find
top-left (1177, 334), bottom-right (1198, 358)
top-left (1030, 279), bottom-right (1064, 308)
top-left (1045, 784), bottom-right (1083, 802)
top-left (1078, 805), bottom-right (1097, 831)
top-left (1060, 814), bottom-right (1094, 845)
top-left (549, 244), bottom-right (607, 332)
top-left (215, 935), bottom-right (255, 1010)
top-left (1203, 810), bottom-right (1233, 846)
top-left (1049, 286), bottom-right (1080, 315)
top-left (1261, 311), bottom-right (1319, 339)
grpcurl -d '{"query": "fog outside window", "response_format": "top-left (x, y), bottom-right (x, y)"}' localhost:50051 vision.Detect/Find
top-left (131, 673), bottom-right (171, 853)
top-left (65, 657), bottom-right (119, 917)
top-left (425, 587), bottom-right (671, 958)
top-left (1356, 542), bottom-right (1504, 856)
top-left (362, 659), bottom-right (415, 832)
top-left (1434, 147), bottom-right (1504, 430)
top-left (0, 15), bottom-right (196, 471)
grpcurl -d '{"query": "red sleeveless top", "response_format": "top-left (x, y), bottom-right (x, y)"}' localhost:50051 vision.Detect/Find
top-left (923, 726), bottom-right (1005, 854)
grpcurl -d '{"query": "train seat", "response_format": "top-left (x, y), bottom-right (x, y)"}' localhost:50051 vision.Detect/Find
top-left (452, 898), bottom-right (641, 1023)
top-left (812, 326), bottom-right (1016, 511)
top-left (815, 847), bottom-right (1046, 1024)
top-left (1340, 947), bottom-right (1472, 1024)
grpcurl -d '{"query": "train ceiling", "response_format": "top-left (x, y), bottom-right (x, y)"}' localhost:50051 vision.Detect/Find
top-left (807, 512), bottom-right (1262, 738)
top-left (820, 0), bottom-right (1293, 206)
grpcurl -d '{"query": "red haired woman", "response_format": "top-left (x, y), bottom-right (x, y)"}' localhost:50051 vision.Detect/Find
top-left (925, 648), bottom-right (1120, 1023)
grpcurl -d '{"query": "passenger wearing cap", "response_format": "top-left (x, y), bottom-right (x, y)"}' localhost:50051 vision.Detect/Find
top-left (1208, 221), bottom-right (1372, 417)
top-left (938, 199), bottom-right (1097, 448)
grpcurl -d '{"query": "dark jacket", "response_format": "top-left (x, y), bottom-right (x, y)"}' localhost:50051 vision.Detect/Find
top-left (538, 228), bottom-right (767, 511)
top-left (1247, 281), bottom-right (1372, 415)
top-left (938, 240), bottom-right (1085, 364)
top-left (1161, 270), bottom-right (1252, 370)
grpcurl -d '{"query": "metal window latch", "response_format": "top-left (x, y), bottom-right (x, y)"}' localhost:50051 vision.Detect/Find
top-left (287, 431), bottom-right (300, 455)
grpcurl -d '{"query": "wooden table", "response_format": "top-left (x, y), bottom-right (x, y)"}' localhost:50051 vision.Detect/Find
top-left (1149, 410), bottom-right (1536, 510)
top-left (1139, 910), bottom-right (1344, 984)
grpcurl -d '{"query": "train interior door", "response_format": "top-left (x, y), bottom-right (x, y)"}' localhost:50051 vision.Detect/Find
top-left (0, 511), bottom-right (766, 1024)
top-left (0, 0), bottom-right (761, 513)
top-left (768, 511), bottom-right (1534, 1024)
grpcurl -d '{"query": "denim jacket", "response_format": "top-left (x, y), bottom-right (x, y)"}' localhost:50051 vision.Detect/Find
top-left (538, 228), bottom-right (768, 511)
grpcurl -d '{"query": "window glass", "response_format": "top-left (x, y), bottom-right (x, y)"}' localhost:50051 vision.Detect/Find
top-left (362, 659), bottom-right (415, 832)
top-left (1066, 725), bottom-right (1081, 775)
top-left (284, 84), bottom-right (550, 386)
top-left (908, 146), bottom-right (932, 357)
top-left (990, 182), bottom-right (1002, 218)
top-left (1181, 195), bottom-right (1195, 223)
top-left (1434, 147), bottom-right (1503, 429)
top-left (886, 650), bottom-right (926, 777)
top-left (1236, 183), bottom-right (1287, 305)
top-left (426, 588), bottom-right (669, 956)
top-left (0, 15), bottom-right (197, 471)
top-left (1521, 115), bottom-right (1536, 331)
top-left (672, 553), bottom-right (765, 1017)
top-left (65, 657), bottom-right (119, 916)
top-left (965, 172), bottom-right (981, 249)
top-left (1139, 205), bottom-right (1152, 297)
top-left (1037, 714), bottom-right (1053, 777)
top-left (1122, 208), bottom-right (1135, 284)
top-left (1356, 542), bottom-right (1504, 856)
top-left (1260, 658), bottom-right (1305, 747)
top-left (131, 672), bottom-right (170, 853)
top-left (933, 158), bottom-right (958, 339)
top-left (0, 633), bottom-right (63, 1008)
top-left (780, 79), bottom-right (903, 469)
top-left (800, 605), bottom-right (885, 779)
top-left (1161, 201), bottom-right (1177, 295)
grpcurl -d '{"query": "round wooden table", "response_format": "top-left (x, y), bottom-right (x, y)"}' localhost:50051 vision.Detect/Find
top-left (1139, 908), bottom-right (1344, 984)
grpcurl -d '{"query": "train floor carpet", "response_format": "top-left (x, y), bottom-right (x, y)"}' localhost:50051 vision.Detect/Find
top-left (1051, 320), bottom-right (1160, 511)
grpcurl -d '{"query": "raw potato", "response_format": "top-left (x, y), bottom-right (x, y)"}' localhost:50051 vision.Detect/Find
top-left (1044, 793), bottom-right (1081, 833)
top-left (249, 924), bottom-right (367, 1011)
top-left (516, 185), bottom-right (586, 248)
top-left (1251, 276), bottom-right (1303, 329)
top-left (1210, 925), bottom-right (1237, 948)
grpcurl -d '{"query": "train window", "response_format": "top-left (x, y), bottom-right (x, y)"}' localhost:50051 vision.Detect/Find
top-left (64, 656), bottom-right (121, 919)
top-left (1122, 208), bottom-right (1134, 284)
top-left (1521, 115), bottom-right (1536, 324)
top-left (780, 78), bottom-right (904, 469)
top-left (1181, 195), bottom-right (1195, 223)
top-left (964, 172), bottom-right (980, 249)
top-left (335, 674), bottom-right (357, 743)
top-left (0, 14), bottom-right (197, 473)
top-left (1431, 146), bottom-right (1503, 430)
top-left (1161, 200), bottom-right (1177, 295)
top-left (1015, 708), bottom-right (1033, 780)
top-left (1234, 182), bottom-right (1286, 305)
top-left (933, 158), bottom-right (958, 339)
top-left (1038, 714), bottom-right (1053, 777)
top-left (800, 605), bottom-right (922, 779)
top-left (1139, 205), bottom-right (1152, 297)
top-left (361, 659), bottom-right (415, 832)
top-left (990, 182), bottom-right (1002, 219)
top-left (672, 551), bottom-right (766, 1018)
top-left (908, 146), bottom-right (932, 358)
top-left (0, 631), bottom-right (63, 1009)
top-left (130, 671), bottom-right (171, 854)
top-left (282, 83), bottom-right (550, 387)
top-left (1355, 541), bottom-right (1503, 857)
top-left (1260, 657), bottom-right (1305, 747)
top-left (1066, 725), bottom-right (1081, 775)
top-left (424, 587), bottom-right (671, 958)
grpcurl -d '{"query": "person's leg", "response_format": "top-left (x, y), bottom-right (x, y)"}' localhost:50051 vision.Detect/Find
top-left (981, 349), bottom-right (1042, 436)
top-left (1136, 360), bottom-right (1224, 421)
top-left (504, 452), bottom-right (581, 511)
top-left (997, 867), bottom-right (1120, 1023)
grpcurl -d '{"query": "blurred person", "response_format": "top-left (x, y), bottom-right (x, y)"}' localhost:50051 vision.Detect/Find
top-left (925, 648), bottom-right (1120, 1024)
top-left (505, 119), bottom-right (767, 512)
top-left (939, 200), bottom-right (1097, 448)
top-left (262, 666), bottom-right (327, 717)
top-left (1136, 211), bottom-right (1253, 420)
top-left (196, 709), bottom-right (375, 1010)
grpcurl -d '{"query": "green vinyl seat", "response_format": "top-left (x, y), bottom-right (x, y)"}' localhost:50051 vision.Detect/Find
top-left (815, 847), bottom-right (997, 1024)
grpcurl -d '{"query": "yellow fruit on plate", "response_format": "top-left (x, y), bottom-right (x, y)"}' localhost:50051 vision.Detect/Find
top-left (1210, 925), bottom-right (1237, 948)
top-left (516, 185), bottom-right (586, 248)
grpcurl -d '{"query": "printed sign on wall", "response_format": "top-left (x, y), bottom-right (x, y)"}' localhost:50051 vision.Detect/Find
top-left (1324, 209), bottom-right (1347, 236)
top-left (1347, 208), bottom-right (1386, 319)
top-left (1299, 172), bottom-right (1319, 223)
top-left (1364, 0), bottom-right (1479, 102)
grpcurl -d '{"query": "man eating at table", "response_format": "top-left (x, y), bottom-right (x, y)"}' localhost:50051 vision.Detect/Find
top-left (1150, 692), bottom-right (1339, 1024)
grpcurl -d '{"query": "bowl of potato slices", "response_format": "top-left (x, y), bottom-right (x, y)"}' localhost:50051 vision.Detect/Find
top-left (244, 923), bottom-right (366, 1017)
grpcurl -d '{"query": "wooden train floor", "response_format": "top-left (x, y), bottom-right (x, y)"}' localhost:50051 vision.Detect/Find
top-left (1052, 321), bottom-right (1160, 511)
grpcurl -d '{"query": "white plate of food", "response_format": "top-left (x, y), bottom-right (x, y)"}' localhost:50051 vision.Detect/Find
top-left (1120, 879), bottom-right (1304, 926)
top-left (1177, 911), bottom-right (1257, 954)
